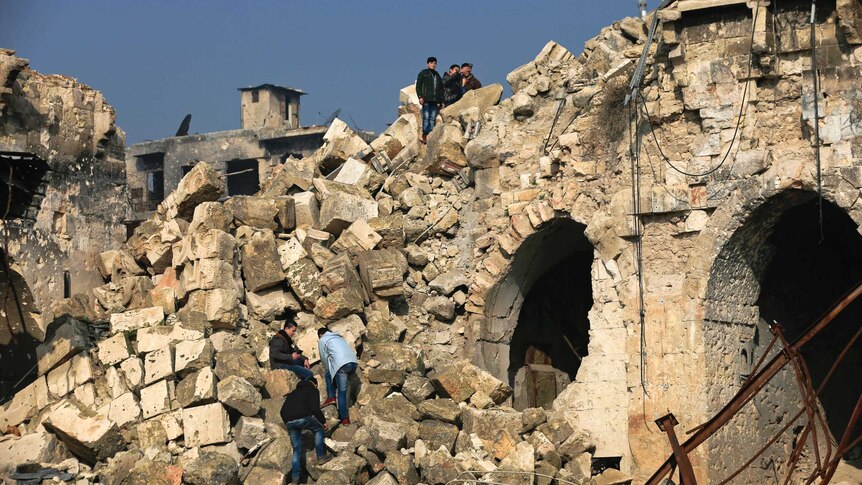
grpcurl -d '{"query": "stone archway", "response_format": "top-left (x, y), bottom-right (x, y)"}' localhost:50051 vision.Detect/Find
top-left (474, 218), bottom-right (594, 408)
top-left (703, 189), bottom-right (862, 483)
top-left (0, 251), bottom-right (41, 401)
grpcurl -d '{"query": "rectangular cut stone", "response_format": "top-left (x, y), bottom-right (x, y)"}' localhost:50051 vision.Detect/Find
top-left (333, 157), bottom-right (370, 185)
top-left (274, 196), bottom-right (296, 232)
top-left (107, 391), bottom-right (141, 427)
top-left (293, 191), bottom-right (319, 229)
top-left (185, 289), bottom-right (241, 328)
top-left (192, 229), bottom-right (235, 261)
top-left (331, 220), bottom-right (382, 257)
top-left (174, 339), bottom-right (213, 376)
top-left (47, 354), bottom-right (94, 399)
top-left (181, 258), bottom-right (237, 292)
top-left (98, 332), bottom-right (132, 366)
top-left (119, 357), bottom-right (144, 390)
top-left (318, 190), bottom-right (379, 236)
top-left (182, 403), bottom-right (231, 447)
top-left (0, 376), bottom-right (47, 428)
top-left (278, 237), bottom-right (308, 271)
top-left (36, 317), bottom-right (90, 376)
top-left (144, 347), bottom-right (175, 385)
top-left (140, 379), bottom-right (173, 419)
top-left (43, 399), bottom-right (125, 465)
top-left (357, 249), bottom-right (407, 298)
top-left (137, 324), bottom-right (204, 354)
top-left (241, 230), bottom-right (284, 292)
top-left (110, 306), bottom-right (165, 333)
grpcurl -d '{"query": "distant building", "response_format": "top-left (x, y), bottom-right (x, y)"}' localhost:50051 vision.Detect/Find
top-left (126, 84), bottom-right (327, 220)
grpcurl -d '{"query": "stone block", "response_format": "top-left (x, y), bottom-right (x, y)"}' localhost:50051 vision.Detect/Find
top-left (333, 157), bottom-right (370, 185)
top-left (318, 190), bottom-right (379, 237)
top-left (189, 201), bottom-right (232, 233)
top-left (328, 314), bottom-right (367, 349)
top-left (223, 195), bottom-right (278, 230)
top-left (182, 403), bottom-right (231, 447)
top-left (140, 379), bottom-right (173, 419)
top-left (214, 350), bottom-right (264, 387)
top-left (143, 347), bottom-right (174, 385)
top-left (278, 237), bottom-right (308, 271)
top-left (357, 249), bottom-right (408, 299)
top-left (440, 83), bottom-right (503, 121)
top-left (293, 191), bottom-right (319, 229)
top-left (46, 353), bottom-right (93, 399)
top-left (184, 288), bottom-right (240, 329)
top-left (318, 118), bottom-right (371, 171)
top-left (428, 271), bottom-right (469, 296)
top-left (0, 431), bottom-right (59, 477)
top-left (108, 391), bottom-right (141, 427)
top-left (367, 215), bottom-right (406, 249)
top-left (174, 338), bottom-right (213, 377)
top-left (176, 366), bottom-right (217, 408)
top-left (136, 324), bottom-right (204, 354)
top-left (119, 357), bottom-right (144, 390)
top-left (235, 416), bottom-right (268, 450)
top-left (241, 229), bottom-right (284, 292)
top-left (217, 375), bottom-right (262, 416)
top-left (314, 286), bottom-right (365, 320)
top-left (181, 257), bottom-right (238, 293)
top-left (109, 307), bottom-right (164, 334)
top-left (273, 195), bottom-right (296, 231)
top-left (263, 368), bottom-right (300, 398)
top-left (418, 399), bottom-right (461, 424)
top-left (331, 219), bottom-right (382, 257)
top-left (402, 375), bottom-right (435, 404)
top-left (43, 399), bottom-right (125, 465)
top-left (366, 312), bottom-right (406, 343)
top-left (367, 417), bottom-right (407, 454)
top-left (0, 376), bottom-right (48, 428)
top-left (183, 451), bottom-right (239, 485)
top-left (246, 286), bottom-right (292, 322)
top-left (284, 258), bottom-right (322, 309)
top-left (461, 406), bottom-right (522, 460)
top-left (318, 253), bottom-right (364, 296)
top-left (36, 317), bottom-right (91, 376)
top-left (418, 419), bottom-right (459, 453)
top-left (171, 162), bottom-right (226, 219)
top-left (97, 249), bottom-right (145, 281)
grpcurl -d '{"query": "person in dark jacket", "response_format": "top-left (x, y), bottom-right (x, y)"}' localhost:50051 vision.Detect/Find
top-left (460, 63), bottom-right (482, 93)
top-left (443, 64), bottom-right (462, 106)
top-left (416, 56), bottom-right (444, 143)
top-left (269, 319), bottom-right (314, 381)
top-left (281, 379), bottom-right (331, 483)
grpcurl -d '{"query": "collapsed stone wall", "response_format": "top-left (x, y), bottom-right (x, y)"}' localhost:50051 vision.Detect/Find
top-left (2, 0), bottom-right (862, 483)
top-left (0, 49), bottom-right (128, 396)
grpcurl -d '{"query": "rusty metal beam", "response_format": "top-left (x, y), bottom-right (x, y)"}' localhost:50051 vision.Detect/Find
top-left (646, 280), bottom-right (862, 485)
top-left (656, 413), bottom-right (698, 485)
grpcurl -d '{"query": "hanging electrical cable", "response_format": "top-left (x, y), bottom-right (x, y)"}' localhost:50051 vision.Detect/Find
top-left (809, 0), bottom-right (824, 241)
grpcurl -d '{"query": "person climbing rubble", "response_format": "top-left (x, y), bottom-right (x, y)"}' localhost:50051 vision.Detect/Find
top-left (443, 64), bottom-right (463, 106)
top-left (280, 378), bottom-right (332, 483)
top-left (416, 56), bottom-right (444, 144)
top-left (460, 62), bottom-right (482, 92)
top-left (269, 315), bottom-right (314, 381)
top-left (318, 327), bottom-right (358, 425)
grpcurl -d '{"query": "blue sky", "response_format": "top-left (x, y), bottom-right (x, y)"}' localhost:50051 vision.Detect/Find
top-left (0, 1), bottom-right (644, 144)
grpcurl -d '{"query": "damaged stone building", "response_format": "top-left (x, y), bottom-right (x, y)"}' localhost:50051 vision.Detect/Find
top-left (2, 0), bottom-right (862, 483)
top-left (126, 84), bottom-right (327, 221)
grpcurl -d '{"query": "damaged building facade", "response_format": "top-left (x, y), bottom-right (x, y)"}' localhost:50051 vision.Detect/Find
top-left (126, 84), bottom-right (327, 221)
top-left (2, 0), bottom-right (862, 483)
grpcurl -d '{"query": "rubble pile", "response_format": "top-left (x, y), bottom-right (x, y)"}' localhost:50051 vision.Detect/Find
top-left (0, 15), bottom-right (651, 485)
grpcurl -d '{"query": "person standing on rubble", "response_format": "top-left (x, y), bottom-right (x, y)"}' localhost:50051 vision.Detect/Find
top-left (443, 64), bottom-right (463, 106)
top-left (318, 327), bottom-right (358, 425)
top-left (269, 316), bottom-right (314, 382)
top-left (280, 378), bottom-right (332, 483)
top-left (460, 62), bottom-right (482, 93)
top-left (416, 56), bottom-right (444, 144)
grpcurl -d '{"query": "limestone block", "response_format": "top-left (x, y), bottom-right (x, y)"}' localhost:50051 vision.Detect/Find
top-left (384, 451), bottom-right (419, 485)
top-left (366, 312), bottom-right (406, 343)
top-left (149, 287), bottom-right (177, 315)
top-left (420, 448), bottom-right (464, 484)
top-left (109, 306), bottom-right (164, 334)
top-left (418, 419), bottom-right (459, 453)
top-left (136, 324), bottom-right (204, 354)
top-left (263, 368), bottom-right (300, 398)
top-left (331, 219), bottom-right (382, 257)
top-left (293, 191), bottom-right (320, 229)
top-left (189, 201), bottom-right (232, 234)
top-left (119, 357), bottom-right (144, 390)
top-left (0, 376), bottom-right (48, 428)
top-left (182, 403), bottom-right (231, 447)
top-left (246, 286), bottom-right (292, 322)
top-left (422, 296), bottom-right (455, 321)
top-left (108, 391), bottom-right (141, 427)
top-left (170, 162), bottom-right (226, 219)
top-left (440, 84), bottom-right (503, 122)
top-left (357, 249), bottom-right (408, 299)
top-left (176, 366), bottom-right (217, 408)
top-left (318, 188), bottom-right (380, 236)
top-left (140, 379), bottom-right (173, 419)
top-left (106, 366), bottom-right (129, 399)
top-left (402, 375), bottom-right (435, 404)
top-left (461, 406), bottom-right (523, 460)
top-left (241, 230), bottom-right (284, 292)
top-left (98, 332), bottom-right (131, 366)
top-left (0, 431), bottom-right (59, 477)
top-left (214, 350), bottom-right (264, 387)
top-left (36, 317), bottom-right (91, 376)
top-left (284, 258), bottom-right (322, 309)
top-left (318, 118), bottom-right (371, 171)
top-left (367, 215), bottom-right (406, 249)
top-left (278, 237), bottom-right (308, 271)
top-left (184, 288), bottom-right (240, 329)
top-left (318, 253), bottom-right (364, 296)
top-left (367, 417), bottom-right (407, 454)
top-left (174, 339), bottom-right (213, 377)
top-left (46, 353), bottom-right (93, 399)
top-left (429, 271), bottom-right (469, 296)
top-left (74, 382), bottom-right (96, 408)
top-left (144, 347), bottom-right (174, 385)
top-left (333, 157), bottom-right (371, 185)
top-left (183, 451), bottom-right (239, 485)
top-left (97, 249), bottom-right (145, 280)
top-left (217, 375), bottom-right (262, 416)
top-left (137, 419), bottom-right (168, 451)
top-left (314, 286), bottom-right (365, 320)
top-left (294, 327), bottom-right (321, 365)
top-left (431, 365), bottom-right (475, 403)
top-left (181, 257), bottom-right (238, 293)
top-left (425, 122), bottom-right (467, 175)
top-left (418, 399), bottom-right (461, 424)
top-left (235, 416), bottom-right (268, 450)
top-left (43, 399), bottom-right (125, 465)
top-left (191, 228), bottom-right (235, 261)
top-left (224, 195), bottom-right (278, 230)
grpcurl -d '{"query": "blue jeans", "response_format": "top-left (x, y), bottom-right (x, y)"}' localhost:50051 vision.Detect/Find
top-left (285, 416), bottom-right (325, 482)
top-left (284, 364), bottom-right (314, 382)
top-left (421, 102), bottom-right (440, 135)
top-left (325, 362), bottom-right (357, 420)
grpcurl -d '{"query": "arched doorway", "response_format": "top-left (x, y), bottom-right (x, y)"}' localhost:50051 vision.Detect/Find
top-left (477, 218), bottom-right (594, 410)
top-left (704, 190), bottom-right (862, 482)
top-left (0, 251), bottom-right (40, 402)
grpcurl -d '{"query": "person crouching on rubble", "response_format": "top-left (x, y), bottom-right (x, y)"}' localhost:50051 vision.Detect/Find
top-left (416, 56), bottom-right (444, 144)
top-left (281, 378), bottom-right (332, 483)
top-left (318, 327), bottom-right (358, 425)
top-left (443, 64), bottom-right (463, 106)
top-left (269, 314), bottom-right (314, 382)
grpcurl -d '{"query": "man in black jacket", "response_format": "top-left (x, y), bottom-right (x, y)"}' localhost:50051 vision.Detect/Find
top-left (443, 64), bottom-right (462, 106)
top-left (269, 319), bottom-right (314, 381)
top-left (281, 379), bottom-right (331, 483)
top-left (416, 56), bottom-right (444, 143)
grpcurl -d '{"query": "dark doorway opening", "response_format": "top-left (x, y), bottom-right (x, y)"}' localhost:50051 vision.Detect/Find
top-left (226, 159), bottom-right (260, 196)
top-left (0, 152), bottom-right (49, 220)
top-left (757, 197), bottom-right (862, 465)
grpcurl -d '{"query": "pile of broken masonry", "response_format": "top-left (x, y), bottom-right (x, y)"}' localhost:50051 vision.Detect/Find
top-left (0, 18), bottom-right (648, 485)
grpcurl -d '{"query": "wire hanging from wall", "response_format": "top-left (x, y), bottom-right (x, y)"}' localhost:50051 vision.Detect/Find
top-left (809, 0), bottom-right (824, 242)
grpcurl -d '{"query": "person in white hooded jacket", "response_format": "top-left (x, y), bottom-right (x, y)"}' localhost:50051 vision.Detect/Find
top-left (317, 327), bottom-right (358, 424)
